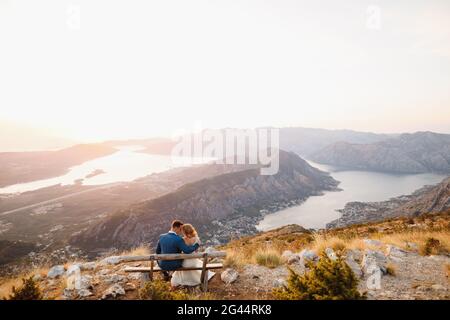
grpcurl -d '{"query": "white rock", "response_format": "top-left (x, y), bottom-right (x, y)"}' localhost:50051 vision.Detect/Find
top-left (282, 250), bottom-right (301, 265)
top-left (80, 262), bottom-right (97, 271)
top-left (431, 284), bottom-right (446, 291)
top-left (66, 265), bottom-right (81, 290)
top-left (79, 275), bottom-right (93, 290)
top-left (272, 278), bottom-right (286, 288)
top-left (345, 255), bottom-right (362, 278)
top-left (363, 239), bottom-right (384, 247)
top-left (61, 288), bottom-right (74, 300)
top-left (77, 289), bottom-right (93, 298)
top-left (386, 245), bottom-right (407, 257)
top-left (126, 273), bottom-right (141, 281)
top-left (325, 248), bottom-right (337, 261)
top-left (361, 250), bottom-right (387, 275)
top-left (346, 249), bottom-right (363, 262)
top-left (299, 249), bottom-right (318, 264)
top-left (47, 265), bottom-right (66, 278)
top-left (103, 274), bottom-right (126, 284)
top-left (221, 268), bottom-right (239, 284)
top-left (102, 284), bottom-right (126, 299)
top-left (99, 256), bottom-right (124, 265)
top-left (204, 247), bottom-right (219, 254)
top-left (98, 269), bottom-right (110, 275)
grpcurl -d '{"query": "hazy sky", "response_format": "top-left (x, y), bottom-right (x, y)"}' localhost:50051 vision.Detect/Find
top-left (1, 0), bottom-right (450, 143)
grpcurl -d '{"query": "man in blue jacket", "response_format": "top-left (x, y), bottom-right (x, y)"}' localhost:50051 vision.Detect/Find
top-left (156, 220), bottom-right (199, 280)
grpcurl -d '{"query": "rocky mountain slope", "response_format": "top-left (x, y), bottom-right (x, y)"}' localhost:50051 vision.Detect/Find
top-left (310, 132), bottom-right (450, 173)
top-left (327, 176), bottom-right (450, 228)
top-left (70, 151), bottom-right (339, 253)
top-left (2, 212), bottom-right (448, 300)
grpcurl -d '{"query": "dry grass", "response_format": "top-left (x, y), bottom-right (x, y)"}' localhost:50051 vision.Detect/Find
top-left (386, 263), bottom-right (397, 276)
top-left (223, 249), bottom-right (247, 269)
top-left (253, 248), bottom-right (283, 268)
top-left (308, 230), bottom-right (450, 256)
top-left (309, 234), bottom-right (379, 253)
top-left (120, 245), bottom-right (151, 256)
top-left (0, 267), bottom-right (49, 299)
top-left (378, 231), bottom-right (449, 254)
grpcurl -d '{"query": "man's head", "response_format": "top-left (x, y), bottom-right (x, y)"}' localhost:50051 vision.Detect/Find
top-left (171, 220), bottom-right (184, 235)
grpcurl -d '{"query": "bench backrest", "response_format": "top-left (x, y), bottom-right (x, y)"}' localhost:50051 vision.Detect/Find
top-left (118, 251), bottom-right (226, 262)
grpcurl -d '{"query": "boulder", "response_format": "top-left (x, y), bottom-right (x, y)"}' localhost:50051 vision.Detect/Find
top-left (61, 288), bottom-right (74, 300)
top-left (325, 248), bottom-right (337, 261)
top-left (102, 274), bottom-right (126, 284)
top-left (346, 249), bottom-right (363, 262)
top-left (124, 282), bottom-right (137, 291)
top-left (361, 250), bottom-right (387, 275)
top-left (299, 249), bottom-right (318, 264)
top-left (77, 289), bottom-right (93, 298)
top-left (221, 268), bottom-right (239, 284)
top-left (363, 239), bottom-right (384, 247)
top-left (272, 278), bottom-right (287, 288)
top-left (47, 265), bottom-right (66, 279)
top-left (431, 284), bottom-right (446, 291)
top-left (66, 265), bottom-right (81, 290)
top-left (80, 262), bottom-right (97, 271)
top-left (386, 245), bottom-right (407, 258)
top-left (98, 269), bottom-right (110, 276)
top-left (282, 250), bottom-right (301, 265)
top-left (102, 284), bottom-right (126, 299)
top-left (345, 255), bottom-right (362, 278)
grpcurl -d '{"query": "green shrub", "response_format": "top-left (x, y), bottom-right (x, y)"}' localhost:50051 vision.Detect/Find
top-left (273, 251), bottom-right (363, 300)
top-left (139, 280), bottom-right (216, 300)
top-left (139, 280), bottom-right (188, 300)
top-left (7, 277), bottom-right (43, 300)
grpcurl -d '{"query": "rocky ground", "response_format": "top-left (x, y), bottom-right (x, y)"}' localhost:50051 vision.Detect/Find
top-left (2, 213), bottom-right (449, 300)
top-left (7, 237), bottom-right (447, 300)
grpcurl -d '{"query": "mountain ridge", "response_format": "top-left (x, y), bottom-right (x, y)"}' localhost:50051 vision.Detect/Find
top-left (310, 131), bottom-right (450, 174)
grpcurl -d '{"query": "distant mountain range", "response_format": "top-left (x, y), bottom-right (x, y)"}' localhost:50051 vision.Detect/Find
top-left (70, 151), bottom-right (339, 252)
top-left (2, 128), bottom-right (449, 189)
top-left (310, 131), bottom-right (450, 174)
top-left (278, 127), bottom-right (395, 156)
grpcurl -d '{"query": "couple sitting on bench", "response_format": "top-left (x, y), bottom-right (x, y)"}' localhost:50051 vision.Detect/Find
top-left (156, 220), bottom-right (215, 287)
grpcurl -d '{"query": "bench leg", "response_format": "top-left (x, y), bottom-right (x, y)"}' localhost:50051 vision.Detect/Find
top-left (202, 271), bottom-right (208, 292)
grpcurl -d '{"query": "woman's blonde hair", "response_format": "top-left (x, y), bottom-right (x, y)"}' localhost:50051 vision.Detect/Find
top-left (182, 224), bottom-right (197, 238)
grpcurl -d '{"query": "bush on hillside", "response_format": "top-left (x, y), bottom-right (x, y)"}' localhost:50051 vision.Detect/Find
top-left (6, 277), bottom-right (43, 300)
top-left (139, 280), bottom-right (188, 300)
top-left (420, 237), bottom-right (444, 256)
top-left (273, 251), bottom-right (363, 300)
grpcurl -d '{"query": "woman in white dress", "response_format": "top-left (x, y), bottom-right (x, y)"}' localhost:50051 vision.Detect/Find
top-left (171, 224), bottom-right (215, 287)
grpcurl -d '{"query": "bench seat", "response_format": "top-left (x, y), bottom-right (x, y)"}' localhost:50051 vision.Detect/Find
top-left (124, 263), bottom-right (223, 273)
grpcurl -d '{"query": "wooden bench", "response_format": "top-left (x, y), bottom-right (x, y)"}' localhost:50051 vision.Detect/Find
top-left (122, 252), bottom-right (226, 291)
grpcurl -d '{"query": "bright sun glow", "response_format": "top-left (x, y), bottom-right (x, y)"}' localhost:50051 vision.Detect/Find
top-left (1, 0), bottom-right (450, 146)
